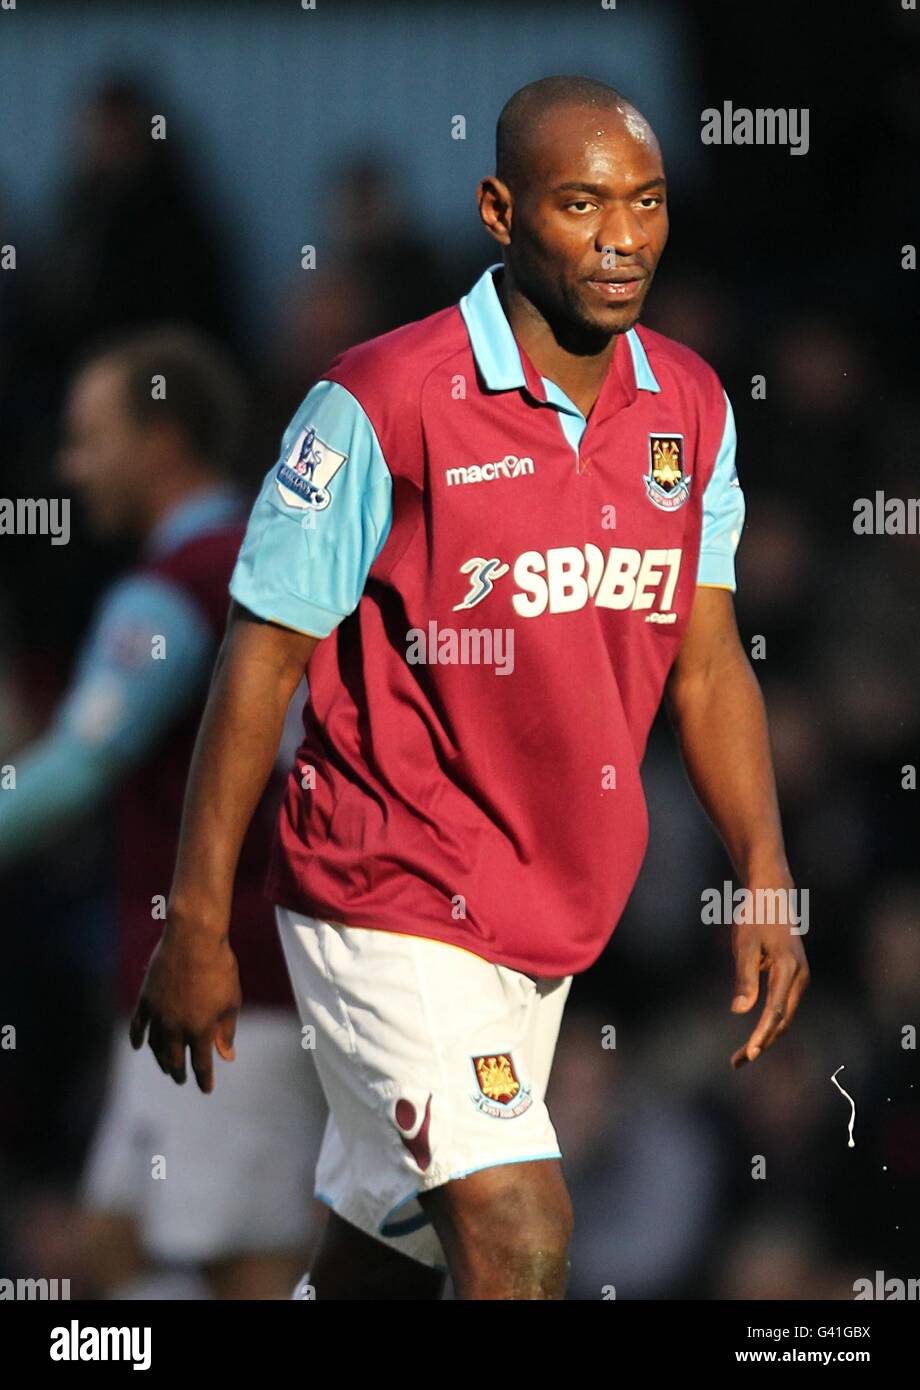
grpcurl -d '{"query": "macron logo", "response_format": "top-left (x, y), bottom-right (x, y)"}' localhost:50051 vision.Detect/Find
top-left (445, 455), bottom-right (535, 487)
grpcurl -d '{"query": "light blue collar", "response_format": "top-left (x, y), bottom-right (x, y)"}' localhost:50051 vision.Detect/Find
top-left (147, 483), bottom-right (244, 557)
top-left (458, 262), bottom-right (662, 400)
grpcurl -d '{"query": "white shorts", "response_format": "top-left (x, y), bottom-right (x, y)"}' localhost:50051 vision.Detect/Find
top-left (275, 908), bottom-right (573, 1270)
top-left (80, 1007), bottom-right (328, 1263)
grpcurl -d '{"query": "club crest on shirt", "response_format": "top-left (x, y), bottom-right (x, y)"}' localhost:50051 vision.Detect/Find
top-left (275, 425), bottom-right (347, 511)
top-left (644, 433), bottom-right (691, 511)
top-left (470, 1052), bottom-right (533, 1119)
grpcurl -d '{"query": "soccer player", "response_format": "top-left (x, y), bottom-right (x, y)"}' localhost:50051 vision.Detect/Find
top-left (132, 77), bottom-right (810, 1300)
top-left (0, 328), bottom-right (326, 1299)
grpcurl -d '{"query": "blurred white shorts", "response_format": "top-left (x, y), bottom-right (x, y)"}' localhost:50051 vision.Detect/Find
top-left (80, 1007), bottom-right (327, 1263)
top-left (275, 908), bottom-right (572, 1270)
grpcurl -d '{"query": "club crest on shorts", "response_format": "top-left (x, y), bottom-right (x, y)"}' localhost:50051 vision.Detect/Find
top-left (645, 433), bottom-right (691, 511)
top-left (470, 1053), bottom-right (533, 1119)
top-left (275, 425), bottom-right (347, 512)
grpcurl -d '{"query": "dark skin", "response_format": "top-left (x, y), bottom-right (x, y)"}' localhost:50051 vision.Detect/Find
top-left (478, 99), bottom-right (809, 1066)
top-left (479, 102), bottom-right (669, 416)
top-left (665, 588), bottom-right (810, 1067)
top-left (129, 605), bottom-right (321, 1092)
top-left (130, 94), bottom-right (806, 1302)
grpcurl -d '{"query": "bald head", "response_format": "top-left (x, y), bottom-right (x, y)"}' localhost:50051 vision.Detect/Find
top-left (496, 75), bottom-right (654, 194)
top-left (479, 75), bottom-right (668, 341)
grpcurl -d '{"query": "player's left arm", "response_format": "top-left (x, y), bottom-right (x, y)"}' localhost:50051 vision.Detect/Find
top-left (664, 389), bottom-right (810, 1069)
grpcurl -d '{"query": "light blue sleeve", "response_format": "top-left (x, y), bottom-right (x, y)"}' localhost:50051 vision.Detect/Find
top-left (697, 390), bottom-right (745, 590)
top-left (0, 576), bottom-right (214, 868)
top-left (229, 379), bottom-right (393, 638)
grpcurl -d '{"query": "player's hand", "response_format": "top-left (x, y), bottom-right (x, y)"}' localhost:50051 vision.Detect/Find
top-left (729, 887), bottom-right (810, 1069)
top-left (129, 923), bottom-right (242, 1094)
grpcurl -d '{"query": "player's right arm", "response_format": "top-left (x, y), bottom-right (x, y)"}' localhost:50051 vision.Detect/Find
top-left (130, 378), bottom-right (393, 1094)
top-left (129, 603), bottom-right (319, 1092)
top-left (167, 603), bottom-right (320, 933)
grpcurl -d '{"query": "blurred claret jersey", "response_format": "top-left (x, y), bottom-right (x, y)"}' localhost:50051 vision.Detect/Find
top-left (230, 263), bottom-right (745, 978)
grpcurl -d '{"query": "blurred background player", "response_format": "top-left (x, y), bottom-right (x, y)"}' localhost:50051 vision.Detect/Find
top-left (0, 326), bottom-right (327, 1299)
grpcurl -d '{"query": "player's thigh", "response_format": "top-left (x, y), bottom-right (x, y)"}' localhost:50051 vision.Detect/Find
top-left (311, 1209), bottom-right (447, 1300)
top-left (419, 1154), bottom-right (573, 1265)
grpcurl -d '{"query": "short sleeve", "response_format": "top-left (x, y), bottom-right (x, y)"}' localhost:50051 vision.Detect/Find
top-left (229, 379), bottom-right (393, 638)
top-left (697, 389), bottom-right (745, 590)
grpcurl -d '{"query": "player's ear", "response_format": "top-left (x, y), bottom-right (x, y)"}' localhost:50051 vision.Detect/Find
top-left (477, 176), bottom-right (513, 246)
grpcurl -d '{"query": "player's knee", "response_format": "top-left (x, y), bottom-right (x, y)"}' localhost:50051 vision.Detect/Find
top-left (429, 1171), bottom-right (574, 1298)
top-left (460, 1213), bottom-right (573, 1299)
top-left (494, 1212), bottom-right (572, 1289)
top-left (499, 1189), bottom-right (574, 1269)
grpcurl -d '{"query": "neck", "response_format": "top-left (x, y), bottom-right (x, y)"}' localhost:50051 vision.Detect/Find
top-left (496, 264), bottom-right (619, 417)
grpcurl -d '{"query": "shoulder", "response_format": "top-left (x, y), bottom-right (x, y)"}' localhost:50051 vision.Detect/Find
top-left (632, 323), bottom-right (728, 421)
top-left (322, 303), bottom-right (469, 427)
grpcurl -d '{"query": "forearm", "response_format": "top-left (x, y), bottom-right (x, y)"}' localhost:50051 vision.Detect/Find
top-left (167, 609), bottom-right (316, 935)
top-left (665, 648), bottom-right (790, 883)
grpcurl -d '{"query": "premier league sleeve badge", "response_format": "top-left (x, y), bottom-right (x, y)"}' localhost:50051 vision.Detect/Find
top-left (275, 425), bottom-right (348, 512)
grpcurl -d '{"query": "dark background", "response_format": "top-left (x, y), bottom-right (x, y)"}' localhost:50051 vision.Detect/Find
top-left (0, 0), bottom-right (918, 1299)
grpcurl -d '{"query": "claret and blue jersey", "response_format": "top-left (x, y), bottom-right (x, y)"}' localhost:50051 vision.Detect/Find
top-left (230, 263), bottom-right (746, 978)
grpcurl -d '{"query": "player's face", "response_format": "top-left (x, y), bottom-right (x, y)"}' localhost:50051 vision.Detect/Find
top-left (58, 362), bottom-right (151, 536)
top-left (505, 104), bottom-right (668, 338)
